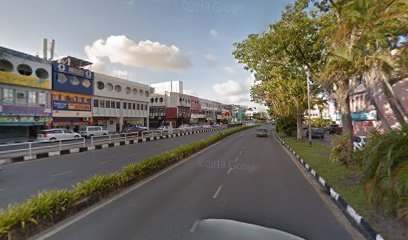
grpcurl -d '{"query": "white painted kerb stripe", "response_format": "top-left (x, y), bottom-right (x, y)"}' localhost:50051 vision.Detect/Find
top-left (318, 177), bottom-right (326, 186)
top-left (330, 188), bottom-right (339, 201)
top-left (212, 186), bottom-right (222, 199)
top-left (190, 220), bottom-right (200, 233)
top-left (346, 205), bottom-right (362, 224)
top-left (376, 235), bottom-right (384, 240)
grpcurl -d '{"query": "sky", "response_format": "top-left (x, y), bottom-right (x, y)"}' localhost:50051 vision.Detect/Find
top-left (1, 0), bottom-right (294, 111)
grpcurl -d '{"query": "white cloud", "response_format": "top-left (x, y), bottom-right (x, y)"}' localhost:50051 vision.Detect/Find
top-left (204, 53), bottom-right (217, 68)
top-left (212, 80), bottom-right (246, 96)
top-left (209, 29), bottom-right (218, 38)
top-left (85, 35), bottom-right (191, 72)
top-left (223, 66), bottom-right (235, 75)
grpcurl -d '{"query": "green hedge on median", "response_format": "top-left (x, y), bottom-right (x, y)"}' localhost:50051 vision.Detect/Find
top-left (0, 126), bottom-right (253, 239)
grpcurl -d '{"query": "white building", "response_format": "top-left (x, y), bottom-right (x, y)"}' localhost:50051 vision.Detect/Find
top-left (150, 81), bottom-right (183, 94)
top-left (92, 73), bottom-right (152, 132)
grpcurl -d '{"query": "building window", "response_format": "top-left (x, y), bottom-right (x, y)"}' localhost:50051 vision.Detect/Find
top-left (151, 98), bottom-right (154, 103)
top-left (115, 85), bottom-right (122, 93)
top-left (27, 91), bottom-right (37, 104)
top-left (2, 88), bottom-right (14, 103)
top-left (145, 104), bottom-right (147, 110)
top-left (128, 102), bottom-right (131, 109)
top-left (35, 68), bottom-right (49, 79)
top-left (139, 90), bottom-right (143, 96)
top-left (70, 76), bottom-right (80, 86)
top-left (100, 100), bottom-right (105, 108)
top-left (111, 101), bottom-right (115, 108)
top-left (155, 98), bottom-right (158, 103)
top-left (160, 97), bottom-right (163, 103)
top-left (137, 104), bottom-right (140, 110)
top-left (57, 73), bottom-right (67, 84)
top-left (145, 91), bottom-right (149, 97)
top-left (123, 102), bottom-right (127, 109)
top-left (17, 64), bottom-right (32, 76)
top-left (38, 92), bottom-right (47, 106)
top-left (107, 83), bottom-right (113, 91)
top-left (0, 59), bottom-right (13, 72)
top-left (81, 78), bottom-right (91, 88)
top-left (133, 88), bottom-right (138, 95)
top-left (97, 81), bottom-right (105, 90)
top-left (133, 103), bottom-right (136, 110)
top-left (94, 99), bottom-right (99, 107)
top-left (106, 100), bottom-right (110, 108)
top-left (126, 87), bottom-right (131, 94)
top-left (116, 101), bottom-right (120, 109)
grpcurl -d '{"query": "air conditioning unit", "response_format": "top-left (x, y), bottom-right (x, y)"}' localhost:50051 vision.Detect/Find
top-left (17, 92), bottom-right (26, 98)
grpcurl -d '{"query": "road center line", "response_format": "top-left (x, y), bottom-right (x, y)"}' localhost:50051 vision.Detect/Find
top-left (227, 168), bottom-right (233, 175)
top-left (189, 220), bottom-right (200, 233)
top-left (212, 186), bottom-right (222, 199)
top-left (52, 170), bottom-right (72, 177)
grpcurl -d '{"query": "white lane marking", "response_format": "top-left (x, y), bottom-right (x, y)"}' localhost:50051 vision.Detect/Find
top-left (212, 186), bottom-right (222, 199)
top-left (52, 170), bottom-right (72, 177)
top-left (239, 150), bottom-right (242, 155)
top-left (189, 220), bottom-right (200, 233)
top-left (234, 157), bottom-right (238, 162)
top-left (227, 168), bottom-right (233, 175)
top-left (33, 139), bottom-right (226, 240)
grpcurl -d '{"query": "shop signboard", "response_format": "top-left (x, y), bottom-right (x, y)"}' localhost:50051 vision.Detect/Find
top-left (0, 105), bottom-right (52, 116)
top-left (53, 100), bottom-right (68, 110)
top-left (68, 102), bottom-right (91, 111)
top-left (351, 110), bottom-right (378, 121)
top-left (0, 71), bottom-right (51, 89)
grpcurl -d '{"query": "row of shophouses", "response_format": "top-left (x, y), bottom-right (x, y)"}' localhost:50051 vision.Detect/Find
top-left (0, 46), bottom-right (247, 139)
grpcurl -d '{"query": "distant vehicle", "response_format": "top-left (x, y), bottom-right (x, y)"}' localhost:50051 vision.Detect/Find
top-left (305, 128), bottom-right (325, 139)
top-left (122, 126), bottom-right (146, 135)
top-left (79, 126), bottom-right (109, 138)
top-left (157, 125), bottom-right (174, 134)
top-left (178, 124), bottom-right (191, 132)
top-left (353, 136), bottom-right (367, 151)
top-left (203, 124), bottom-right (212, 129)
top-left (256, 128), bottom-right (268, 137)
top-left (191, 124), bottom-right (199, 129)
top-left (326, 124), bottom-right (342, 135)
top-left (37, 128), bottom-right (81, 142)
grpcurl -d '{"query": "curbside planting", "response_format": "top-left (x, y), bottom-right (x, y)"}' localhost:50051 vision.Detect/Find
top-left (0, 126), bottom-right (254, 240)
top-left (275, 135), bottom-right (383, 240)
top-left (0, 128), bottom-right (223, 165)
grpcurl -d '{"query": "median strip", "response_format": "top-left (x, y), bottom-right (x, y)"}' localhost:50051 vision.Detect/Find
top-left (0, 125), bottom-right (252, 240)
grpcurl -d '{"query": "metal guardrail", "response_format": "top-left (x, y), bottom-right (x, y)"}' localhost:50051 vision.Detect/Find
top-left (0, 137), bottom-right (86, 157)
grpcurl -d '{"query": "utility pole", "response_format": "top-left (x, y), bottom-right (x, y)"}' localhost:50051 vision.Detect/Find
top-left (306, 71), bottom-right (312, 147)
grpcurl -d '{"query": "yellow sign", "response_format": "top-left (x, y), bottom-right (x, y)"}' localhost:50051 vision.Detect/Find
top-left (68, 103), bottom-right (91, 111)
top-left (0, 72), bottom-right (51, 89)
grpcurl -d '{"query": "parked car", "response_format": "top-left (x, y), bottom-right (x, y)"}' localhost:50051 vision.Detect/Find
top-left (79, 126), bottom-right (109, 138)
top-left (305, 128), bottom-right (325, 139)
top-left (157, 125), bottom-right (174, 134)
top-left (256, 128), bottom-right (268, 137)
top-left (37, 128), bottom-right (81, 142)
top-left (325, 124), bottom-right (342, 135)
top-left (121, 126), bottom-right (146, 136)
top-left (178, 124), bottom-right (191, 132)
top-left (203, 124), bottom-right (212, 129)
top-left (353, 136), bottom-right (367, 151)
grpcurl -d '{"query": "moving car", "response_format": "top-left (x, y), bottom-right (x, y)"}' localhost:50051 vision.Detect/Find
top-left (37, 128), bottom-right (81, 142)
top-left (325, 124), bottom-right (342, 135)
top-left (157, 125), bottom-right (174, 134)
top-left (305, 128), bottom-right (325, 139)
top-left (121, 126), bottom-right (146, 136)
top-left (79, 126), bottom-right (109, 138)
top-left (178, 124), bottom-right (191, 132)
top-left (203, 124), bottom-right (212, 129)
top-left (256, 128), bottom-right (268, 137)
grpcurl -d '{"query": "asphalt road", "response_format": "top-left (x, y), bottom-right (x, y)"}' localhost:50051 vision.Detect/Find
top-left (36, 126), bottom-right (357, 240)
top-left (0, 129), bottom-right (224, 208)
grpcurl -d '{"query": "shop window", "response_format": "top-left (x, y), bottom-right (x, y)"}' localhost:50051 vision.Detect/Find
top-left (27, 91), bottom-right (37, 104)
top-left (100, 100), bottom-right (105, 108)
top-left (81, 78), bottom-right (91, 88)
top-left (128, 102), bottom-right (131, 109)
top-left (115, 85), bottom-right (122, 93)
top-left (57, 73), bottom-right (67, 84)
top-left (35, 68), bottom-right (49, 79)
top-left (17, 64), bottom-right (32, 76)
top-left (123, 102), bottom-right (127, 109)
top-left (116, 101), bottom-right (120, 109)
top-left (2, 88), bottom-right (14, 103)
top-left (137, 104), bottom-right (140, 110)
top-left (97, 81), bottom-right (105, 90)
top-left (133, 103), bottom-right (136, 110)
top-left (0, 59), bottom-right (13, 72)
top-left (70, 76), bottom-right (80, 86)
top-left (145, 91), bottom-right (149, 97)
top-left (126, 87), bottom-right (131, 94)
top-left (38, 92), bottom-right (47, 106)
top-left (94, 99), bottom-right (99, 107)
top-left (107, 83), bottom-right (113, 91)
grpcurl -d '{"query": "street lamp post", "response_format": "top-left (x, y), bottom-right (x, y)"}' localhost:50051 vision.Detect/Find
top-left (306, 72), bottom-right (312, 147)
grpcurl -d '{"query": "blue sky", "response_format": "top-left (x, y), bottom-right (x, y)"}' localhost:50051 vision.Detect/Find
top-left (1, 0), bottom-right (293, 110)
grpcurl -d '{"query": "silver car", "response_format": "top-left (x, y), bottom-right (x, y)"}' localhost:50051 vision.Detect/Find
top-left (37, 129), bottom-right (81, 142)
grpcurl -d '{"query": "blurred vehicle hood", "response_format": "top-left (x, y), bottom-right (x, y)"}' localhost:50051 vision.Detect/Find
top-left (191, 219), bottom-right (305, 240)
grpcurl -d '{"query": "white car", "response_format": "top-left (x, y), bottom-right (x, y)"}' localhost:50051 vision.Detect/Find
top-left (37, 129), bottom-right (81, 142)
top-left (202, 124), bottom-right (212, 129)
top-left (79, 126), bottom-right (109, 138)
top-left (178, 124), bottom-right (191, 132)
top-left (157, 125), bottom-right (174, 134)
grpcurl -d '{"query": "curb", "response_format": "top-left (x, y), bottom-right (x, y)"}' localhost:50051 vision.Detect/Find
top-left (0, 128), bottom-right (224, 165)
top-left (276, 136), bottom-right (383, 240)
